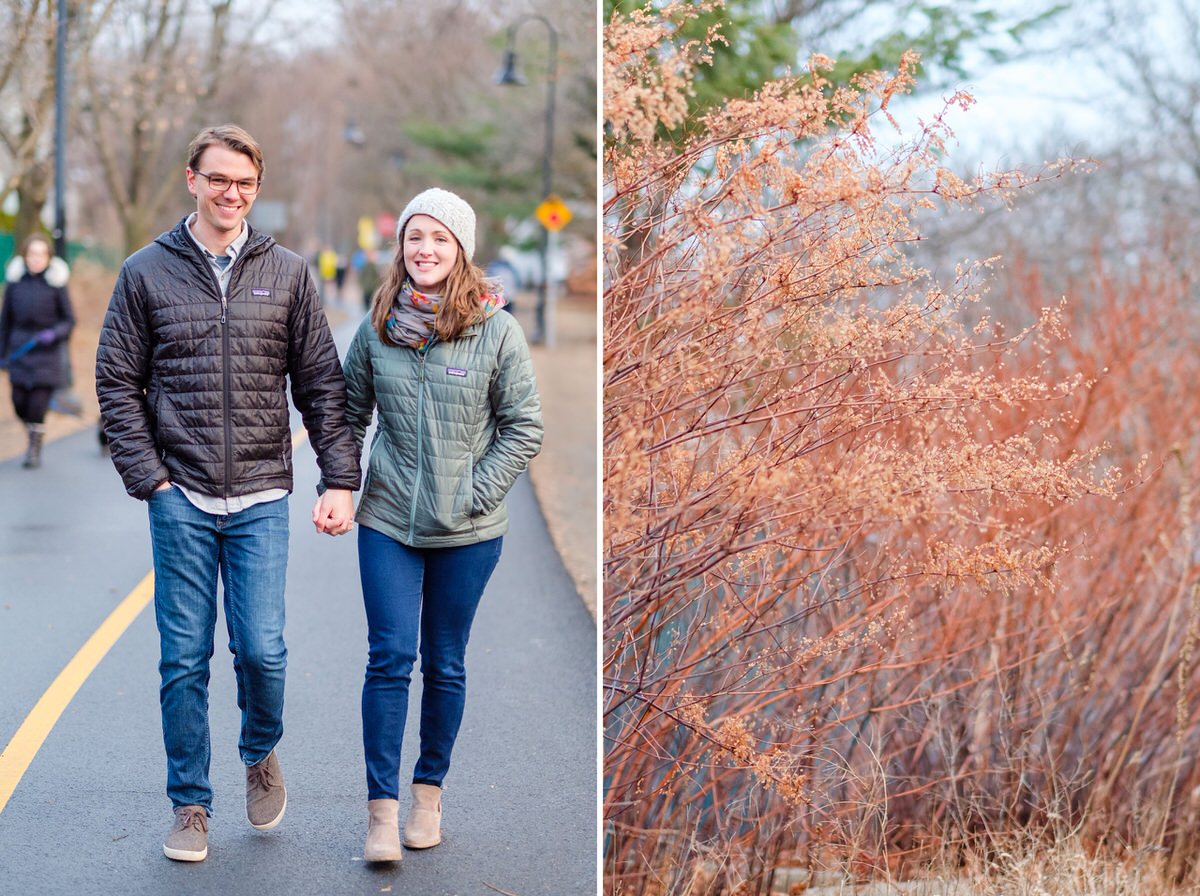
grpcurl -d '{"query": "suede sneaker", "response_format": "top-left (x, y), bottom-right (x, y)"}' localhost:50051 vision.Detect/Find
top-left (246, 749), bottom-right (287, 830)
top-left (164, 805), bottom-right (208, 862)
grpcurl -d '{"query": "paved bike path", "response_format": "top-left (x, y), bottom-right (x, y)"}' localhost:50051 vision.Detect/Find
top-left (0, 339), bottom-right (596, 894)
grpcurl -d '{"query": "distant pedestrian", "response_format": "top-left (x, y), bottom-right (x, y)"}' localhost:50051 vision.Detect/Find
top-left (95, 124), bottom-right (361, 863)
top-left (0, 234), bottom-right (75, 469)
top-left (358, 248), bottom-right (382, 311)
top-left (335, 253), bottom-right (348, 299)
top-left (318, 246), bottom-right (338, 302)
top-left (342, 188), bottom-right (543, 863)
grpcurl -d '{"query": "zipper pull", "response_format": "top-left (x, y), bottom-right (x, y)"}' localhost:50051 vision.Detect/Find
top-left (220, 296), bottom-right (227, 324)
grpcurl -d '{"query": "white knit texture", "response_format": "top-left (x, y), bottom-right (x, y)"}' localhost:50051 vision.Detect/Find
top-left (395, 188), bottom-right (476, 261)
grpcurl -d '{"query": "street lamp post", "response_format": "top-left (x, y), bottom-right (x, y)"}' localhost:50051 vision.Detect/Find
top-left (53, 0), bottom-right (67, 260)
top-left (495, 14), bottom-right (558, 346)
top-left (46, 0), bottom-right (86, 420)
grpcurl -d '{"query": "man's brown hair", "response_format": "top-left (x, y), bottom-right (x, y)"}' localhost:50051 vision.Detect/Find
top-left (186, 124), bottom-right (265, 179)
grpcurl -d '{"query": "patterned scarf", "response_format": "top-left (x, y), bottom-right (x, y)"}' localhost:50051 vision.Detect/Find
top-left (385, 280), bottom-right (508, 350)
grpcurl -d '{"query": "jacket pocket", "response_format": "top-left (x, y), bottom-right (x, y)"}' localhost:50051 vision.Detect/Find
top-left (418, 456), bottom-right (474, 536)
top-left (153, 389), bottom-right (184, 443)
top-left (469, 464), bottom-right (497, 518)
top-left (148, 385), bottom-right (161, 436)
top-left (457, 463), bottom-right (475, 519)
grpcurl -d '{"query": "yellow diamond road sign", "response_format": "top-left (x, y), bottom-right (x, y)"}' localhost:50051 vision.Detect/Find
top-left (535, 195), bottom-right (572, 232)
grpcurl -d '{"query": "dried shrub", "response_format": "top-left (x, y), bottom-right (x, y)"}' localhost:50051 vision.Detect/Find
top-left (600, 4), bottom-right (1157, 893)
top-left (952, 244), bottom-right (1200, 880)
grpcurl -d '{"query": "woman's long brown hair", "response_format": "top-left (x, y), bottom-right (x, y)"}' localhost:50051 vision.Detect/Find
top-left (370, 229), bottom-right (489, 345)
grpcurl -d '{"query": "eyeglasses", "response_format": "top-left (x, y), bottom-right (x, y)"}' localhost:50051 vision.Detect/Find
top-left (193, 170), bottom-right (261, 195)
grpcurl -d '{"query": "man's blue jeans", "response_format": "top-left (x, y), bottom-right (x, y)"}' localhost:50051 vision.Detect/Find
top-left (358, 525), bottom-right (503, 800)
top-left (148, 486), bottom-right (289, 812)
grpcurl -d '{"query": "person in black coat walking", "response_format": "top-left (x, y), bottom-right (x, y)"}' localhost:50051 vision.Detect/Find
top-left (0, 234), bottom-right (74, 468)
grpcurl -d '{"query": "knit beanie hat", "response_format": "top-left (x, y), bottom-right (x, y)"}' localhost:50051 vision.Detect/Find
top-left (396, 188), bottom-right (476, 262)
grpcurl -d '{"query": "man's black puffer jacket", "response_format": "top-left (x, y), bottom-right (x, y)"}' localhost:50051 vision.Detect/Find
top-left (96, 217), bottom-right (361, 501)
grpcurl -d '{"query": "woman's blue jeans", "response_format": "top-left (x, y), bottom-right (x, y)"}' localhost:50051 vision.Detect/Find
top-left (358, 525), bottom-right (503, 800)
top-left (147, 486), bottom-right (289, 812)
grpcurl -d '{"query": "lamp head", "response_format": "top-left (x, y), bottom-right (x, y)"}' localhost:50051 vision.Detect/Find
top-left (494, 49), bottom-right (525, 86)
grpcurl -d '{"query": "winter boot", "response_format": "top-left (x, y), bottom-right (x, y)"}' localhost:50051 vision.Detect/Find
top-left (364, 799), bottom-right (403, 863)
top-left (403, 783), bottom-right (442, 849)
top-left (22, 424), bottom-right (44, 469)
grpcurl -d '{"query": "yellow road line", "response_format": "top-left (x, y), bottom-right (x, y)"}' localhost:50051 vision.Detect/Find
top-left (0, 426), bottom-right (313, 814)
top-left (0, 572), bottom-right (154, 813)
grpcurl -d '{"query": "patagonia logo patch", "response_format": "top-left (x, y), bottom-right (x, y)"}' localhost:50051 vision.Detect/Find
top-left (447, 367), bottom-right (468, 377)
top-left (251, 288), bottom-right (271, 297)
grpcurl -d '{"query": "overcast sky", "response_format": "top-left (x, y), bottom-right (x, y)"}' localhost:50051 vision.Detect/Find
top-left (882, 0), bottom-right (1194, 170)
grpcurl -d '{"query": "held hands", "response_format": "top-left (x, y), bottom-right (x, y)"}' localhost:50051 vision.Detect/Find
top-left (312, 488), bottom-right (355, 536)
top-left (35, 328), bottom-right (57, 346)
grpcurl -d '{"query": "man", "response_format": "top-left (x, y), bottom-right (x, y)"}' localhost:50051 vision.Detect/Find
top-left (96, 124), bottom-right (360, 862)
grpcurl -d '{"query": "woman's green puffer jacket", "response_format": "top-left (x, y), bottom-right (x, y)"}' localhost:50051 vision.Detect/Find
top-left (343, 309), bottom-right (543, 548)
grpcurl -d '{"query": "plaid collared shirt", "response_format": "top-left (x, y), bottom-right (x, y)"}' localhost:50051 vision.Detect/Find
top-left (185, 212), bottom-right (248, 297)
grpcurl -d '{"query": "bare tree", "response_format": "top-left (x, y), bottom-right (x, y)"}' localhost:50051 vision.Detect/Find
top-left (45, 0), bottom-right (592, 260)
top-left (1101, 0), bottom-right (1200, 185)
top-left (0, 0), bottom-right (115, 246)
top-left (75, 0), bottom-right (278, 254)
top-left (0, 0), bottom-right (55, 210)
top-left (335, 0), bottom-right (597, 248)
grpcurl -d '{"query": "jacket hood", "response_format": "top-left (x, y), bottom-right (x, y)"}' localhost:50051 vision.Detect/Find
top-left (155, 215), bottom-right (275, 259)
top-left (6, 255), bottom-right (70, 287)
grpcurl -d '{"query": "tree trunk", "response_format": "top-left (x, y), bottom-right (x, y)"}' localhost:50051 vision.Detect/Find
top-left (13, 159), bottom-right (52, 250)
top-left (123, 209), bottom-right (154, 257)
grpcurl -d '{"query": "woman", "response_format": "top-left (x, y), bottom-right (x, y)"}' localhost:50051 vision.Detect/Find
top-left (0, 234), bottom-right (74, 468)
top-left (341, 188), bottom-right (543, 863)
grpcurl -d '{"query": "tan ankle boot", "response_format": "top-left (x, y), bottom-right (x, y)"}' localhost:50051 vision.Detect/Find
top-left (403, 783), bottom-right (442, 848)
top-left (364, 798), bottom-right (402, 862)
